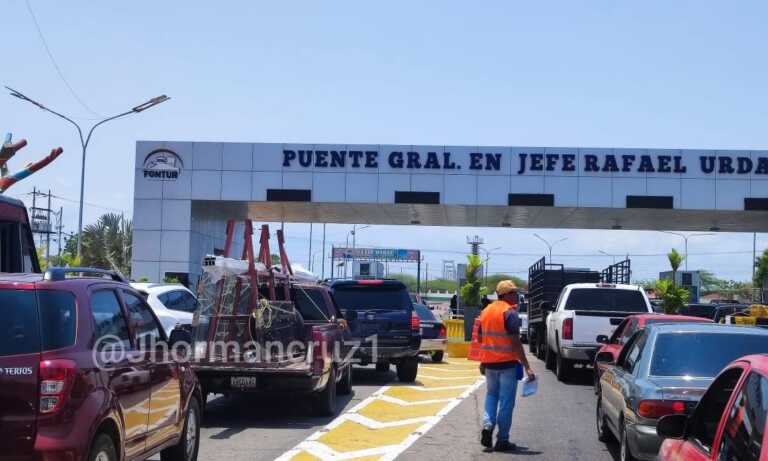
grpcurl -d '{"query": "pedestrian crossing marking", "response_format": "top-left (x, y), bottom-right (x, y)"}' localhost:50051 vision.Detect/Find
top-left (276, 357), bottom-right (485, 461)
top-left (357, 399), bottom-right (447, 423)
top-left (317, 420), bottom-right (423, 453)
top-left (383, 386), bottom-right (466, 402)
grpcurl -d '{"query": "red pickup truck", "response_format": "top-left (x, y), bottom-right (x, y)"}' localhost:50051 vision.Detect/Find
top-left (184, 221), bottom-right (353, 416)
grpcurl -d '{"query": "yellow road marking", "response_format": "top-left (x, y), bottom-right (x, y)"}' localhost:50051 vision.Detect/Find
top-left (383, 386), bottom-right (466, 402)
top-left (357, 399), bottom-right (447, 423)
top-left (281, 357), bottom-right (484, 461)
top-left (317, 420), bottom-right (423, 453)
top-left (416, 376), bottom-right (478, 387)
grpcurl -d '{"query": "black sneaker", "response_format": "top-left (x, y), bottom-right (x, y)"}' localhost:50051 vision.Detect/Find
top-left (480, 427), bottom-right (493, 448)
top-left (493, 440), bottom-right (517, 453)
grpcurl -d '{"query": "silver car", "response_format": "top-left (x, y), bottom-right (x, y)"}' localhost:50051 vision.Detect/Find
top-left (595, 323), bottom-right (768, 461)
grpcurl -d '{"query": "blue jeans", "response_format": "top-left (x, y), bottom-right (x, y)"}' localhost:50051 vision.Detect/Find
top-left (483, 367), bottom-right (519, 442)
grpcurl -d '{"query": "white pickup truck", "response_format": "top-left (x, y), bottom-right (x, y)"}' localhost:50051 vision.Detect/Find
top-left (544, 282), bottom-right (653, 381)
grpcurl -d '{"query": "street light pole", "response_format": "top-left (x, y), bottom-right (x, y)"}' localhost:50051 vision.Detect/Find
top-left (6, 87), bottom-right (170, 257)
top-left (533, 234), bottom-right (568, 261)
top-left (598, 250), bottom-right (616, 265)
top-left (660, 231), bottom-right (714, 272)
top-left (480, 246), bottom-right (501, 285)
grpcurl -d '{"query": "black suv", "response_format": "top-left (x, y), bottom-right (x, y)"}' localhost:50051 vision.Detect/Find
top-left (326, 279), bottom-right (421, 382)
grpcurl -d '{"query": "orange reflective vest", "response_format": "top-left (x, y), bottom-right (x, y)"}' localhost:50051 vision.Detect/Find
top-left (478, 300), bottom-right (520, 364)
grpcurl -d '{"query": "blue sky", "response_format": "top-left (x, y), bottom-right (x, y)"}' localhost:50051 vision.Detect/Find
top-left (3, 1), bottom-right (768, 281)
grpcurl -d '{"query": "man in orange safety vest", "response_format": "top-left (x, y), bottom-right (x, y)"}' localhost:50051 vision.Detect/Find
top-left (477, 280), bottom-right (535, 452)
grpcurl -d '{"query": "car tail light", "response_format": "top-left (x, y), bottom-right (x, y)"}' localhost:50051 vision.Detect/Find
top-left (562, 318), bottom-right (573, 340)
top-left (637, 400), bottom-right (686, 419)
top-left (411, 311), bottom-right (421, 331)
top-left (39, 359), bottom-right (76, 414)
top-left (311, 330), bottom-right (330, 375)
top-left (438, 324), bottom-right (447, 338)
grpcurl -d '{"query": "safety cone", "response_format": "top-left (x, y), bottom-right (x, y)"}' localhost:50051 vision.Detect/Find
top-left (467, 318), bottom-right (481, 361)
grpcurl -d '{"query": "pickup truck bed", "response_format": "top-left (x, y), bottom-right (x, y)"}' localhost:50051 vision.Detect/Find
top-left (545, 283), bottom-right (654, 381)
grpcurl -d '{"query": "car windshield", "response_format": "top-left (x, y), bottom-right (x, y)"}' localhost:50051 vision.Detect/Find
top-left (651, 332), bottom-right (768, 378)
top-left (414, 304), bottom-right (435, 321)
top-left (333, 284), bottom-right (412, 310)
top-left (564, 288), bottom-right (647, 312)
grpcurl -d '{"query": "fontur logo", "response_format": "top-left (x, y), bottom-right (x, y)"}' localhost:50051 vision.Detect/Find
top-left (143, 148), bottom-right (183, 180)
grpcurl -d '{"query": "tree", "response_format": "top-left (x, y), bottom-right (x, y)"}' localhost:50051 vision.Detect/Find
top-left (460, 254), bottom-right (486, 307)
top-left (667, 248), bottom-right (684, 287)
top-left (484, 274), bottom-right (527, 295)
top-left (389, 273), bottom-right (418, 291)
top-left (76, 213), bottom-right (132, 277)
top-left (656, 279), bottom-right (689, 314)
top-left (754, 248), bottom-right (768, 290)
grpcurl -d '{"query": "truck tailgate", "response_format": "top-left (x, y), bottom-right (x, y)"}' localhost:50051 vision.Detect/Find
top-left (572, 311), bottom-right (628, 345)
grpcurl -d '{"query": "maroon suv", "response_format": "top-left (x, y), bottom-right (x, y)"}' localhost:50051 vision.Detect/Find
top-left (0, 268), bottom-right (203, 461)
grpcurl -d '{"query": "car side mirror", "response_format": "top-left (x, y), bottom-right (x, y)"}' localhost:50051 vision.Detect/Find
top-left (595, 351), bottom-right (615, 364)
top-left (345, 310), bottom-right (358, 321)
top-left (596, 335), bottom-right (609, 344)
top-left (657, 414), bottom-right (688, 439)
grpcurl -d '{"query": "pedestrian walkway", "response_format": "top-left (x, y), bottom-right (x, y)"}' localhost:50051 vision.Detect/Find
top-left (275, 358), bottom-right (484, 461)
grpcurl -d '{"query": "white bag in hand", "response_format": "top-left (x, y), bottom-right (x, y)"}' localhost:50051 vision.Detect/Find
top-left (521, 376), bottom-right (538, 397)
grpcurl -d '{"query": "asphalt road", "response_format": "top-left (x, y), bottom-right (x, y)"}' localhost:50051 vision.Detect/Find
top-left (160, 356), bottom-right (620, 461)
top-left (401, 359), bottom-right (621, 461)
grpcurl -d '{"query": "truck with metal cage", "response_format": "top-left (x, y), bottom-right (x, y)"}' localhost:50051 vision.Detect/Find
top-left (183, 220), bottom-right (352, 416)
top-left (527, 258), bottom-right (650, 381)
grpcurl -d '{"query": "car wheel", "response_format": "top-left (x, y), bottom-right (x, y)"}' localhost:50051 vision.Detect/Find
top-left (161, 397), bottom-right (200, 461)
top-left (595, 395), bottom-right (611, 443)
top-left (313, 367), bottom-right (337, 416)
top-left (396, 357), bottom-right (419, 382)
top-left (375, 361), bottom-right (390, 373)
top-left (555, 351), bottom-right (572, 382)
top-left (89, 434), bottom-right (117, 461)
top-left (337, 365), bottom-right (353, 396)
top-left (545, 344), bottom-right (556, 370)
top-left (619, 420), bottom-right (637, 461)
top-left (431, 351), bottom-right (444, 363)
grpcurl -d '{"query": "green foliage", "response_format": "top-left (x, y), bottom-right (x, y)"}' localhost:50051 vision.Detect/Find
top-left (754, 248), bottom-right (768, 289)
top-left (136, 276), bottom-right (150, 282)
top-left (37, 245), bottom-right (81, 271)
top-left (36, 246), bottom-right (48, 271)
top-left (163, 275), bottom-right (180, 284)
top-left (667, 248), bottom-right (683, 276)
top-left (484, 274), bottom-right (526, 294)
top-left (271, 253), bottom-right (281, 266)
top-left (656, 279), bottom-right (689, 314)
top-left (460, 254), bottom-right (486, 307)
top-left (76, 213), bottom-right (132, 277)
top-left (424, 278), bottom-right (457, 292)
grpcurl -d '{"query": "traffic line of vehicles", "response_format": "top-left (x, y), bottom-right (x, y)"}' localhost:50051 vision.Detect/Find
top-left (525, 255), bottom-right (768, 460)
top-left (0, 201), bottom-right (447, 461)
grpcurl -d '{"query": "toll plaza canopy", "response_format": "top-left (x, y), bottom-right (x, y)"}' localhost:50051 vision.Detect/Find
top-left (132, 141), bottom-right (768, 282)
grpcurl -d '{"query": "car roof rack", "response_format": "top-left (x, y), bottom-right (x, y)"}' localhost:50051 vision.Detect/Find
top-left (44, 267), bottom-right (128, 283)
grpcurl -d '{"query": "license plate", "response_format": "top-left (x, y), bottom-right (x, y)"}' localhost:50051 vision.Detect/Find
top-left (230, 376), bottom-right (258, 389)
